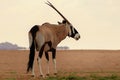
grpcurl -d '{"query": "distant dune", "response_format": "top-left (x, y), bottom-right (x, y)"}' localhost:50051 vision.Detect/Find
top-left (0, 42), bottom-right (26, 50)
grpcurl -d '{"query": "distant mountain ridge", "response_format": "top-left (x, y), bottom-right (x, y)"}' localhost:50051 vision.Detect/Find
top-left (0, 42), bottom-right (69, 50)
top-left (0, 42), bottom-right (26, 50)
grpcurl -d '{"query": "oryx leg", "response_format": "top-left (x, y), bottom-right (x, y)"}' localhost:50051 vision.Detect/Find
top-left (52, 48), bottom-right (57, 75)
top-left (38, 45), bottom-right (44, 77)
top-left (45, 52), bottom-right (50, 76)
top-left (31, 65), bottom-right (35, 77)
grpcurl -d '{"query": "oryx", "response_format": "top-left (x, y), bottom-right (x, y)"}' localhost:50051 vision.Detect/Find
top-left (27, 1), bottom-right (80, 77)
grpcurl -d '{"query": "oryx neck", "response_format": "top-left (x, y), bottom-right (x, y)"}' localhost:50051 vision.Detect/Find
top-left (55, 24), bottom-right (68, 43)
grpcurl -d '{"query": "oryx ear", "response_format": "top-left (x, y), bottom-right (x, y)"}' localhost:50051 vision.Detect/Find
top-left (57, 21), bottom-right (62, 24)
top-left (62, 20), bottom-right (67, 24)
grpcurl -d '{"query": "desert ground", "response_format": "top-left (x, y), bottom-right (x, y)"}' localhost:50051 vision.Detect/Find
top-left (0, 50), bottom-right (120, 79)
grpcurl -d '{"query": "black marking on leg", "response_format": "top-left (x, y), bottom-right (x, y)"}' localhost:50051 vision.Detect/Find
top-left (45, 52), bottom-right (49, 61)
top-left (52, 48), bottom-right (56, 59)
top-left (39, 41), bottom-right (52, 59)
top-left (47, 41), bottom-right (52, 47)
top-left (39, 44), bottom-right (45, 58)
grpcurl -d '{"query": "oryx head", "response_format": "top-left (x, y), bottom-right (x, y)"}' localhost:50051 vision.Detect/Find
top-left (46, 1), bottom-right (80, 40)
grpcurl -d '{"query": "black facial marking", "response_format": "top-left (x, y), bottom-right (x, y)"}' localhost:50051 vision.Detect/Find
top-left (70, 26), bottom-right (74, 37)
top-left (69, 26), bottom-right (78, 38)
top-left (74, 28), bottom-right (79, 34)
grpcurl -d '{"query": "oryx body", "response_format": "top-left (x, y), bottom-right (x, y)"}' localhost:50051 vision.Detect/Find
top-left (27, 1), bottom-right (80, 77)
top-left (35, 23), bottom-right (69, 51)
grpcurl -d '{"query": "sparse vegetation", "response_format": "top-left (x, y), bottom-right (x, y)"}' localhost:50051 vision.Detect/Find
top-left (46, 74), bottom-right (120, 80)
top-left (1, 72), bottom-right (120, 80)
top-left (4, 78), bottom-right (16, 80)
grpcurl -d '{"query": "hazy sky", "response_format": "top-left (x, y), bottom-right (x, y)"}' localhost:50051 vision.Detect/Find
top-left (0, 0), bottom-right (120, 49)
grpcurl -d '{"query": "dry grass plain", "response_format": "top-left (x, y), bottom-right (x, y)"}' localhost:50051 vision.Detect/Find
top-left (0, 50), bottom-right (120, 80)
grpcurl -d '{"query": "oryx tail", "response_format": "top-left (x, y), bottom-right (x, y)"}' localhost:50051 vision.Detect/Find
top-left (27, 25), bottom-right (39, 72)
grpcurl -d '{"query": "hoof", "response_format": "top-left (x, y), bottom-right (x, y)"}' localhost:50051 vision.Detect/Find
top-left (54, 73), bottom-right (57, 75)
top-left (46, 74), bottom-right (49, 76)
top-left (40, 75), bottom-right (43, 77)
top-left (31, 75), bottom-right (35, 77)
top-left (40, 75), bottom-right (44, 78)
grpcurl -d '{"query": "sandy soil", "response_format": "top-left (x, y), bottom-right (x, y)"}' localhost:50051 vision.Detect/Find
top-left (0, 50), bottom-right (120, 79)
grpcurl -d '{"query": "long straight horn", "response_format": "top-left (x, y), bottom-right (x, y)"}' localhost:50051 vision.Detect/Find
top-left (45, 1), bottom-right (70, 24)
